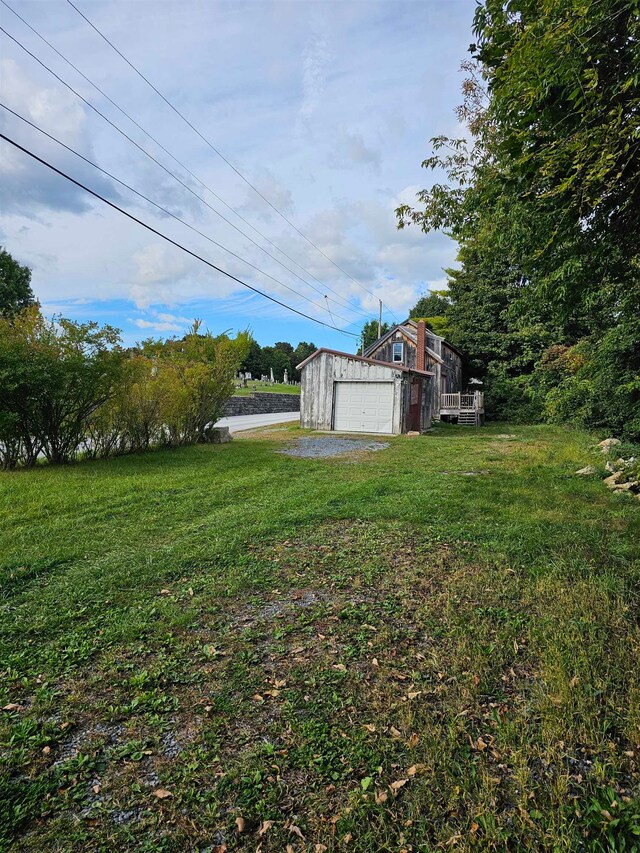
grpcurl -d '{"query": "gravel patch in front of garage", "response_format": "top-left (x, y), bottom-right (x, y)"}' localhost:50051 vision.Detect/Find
top-left (278, 436), bottom-right (389, 458)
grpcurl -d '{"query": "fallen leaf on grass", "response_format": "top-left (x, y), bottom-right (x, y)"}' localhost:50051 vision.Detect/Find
top-left (390, 726), bottom-right (402, 738)
top-left (258, 820), bottom-right (274, 836)
top-left (159, 589), bottom-right (171, 595)
top-left (2, 703), bottom-right (24, 712)
top-left (290, 824), bottom-right (305, 839)
top-left (315, 846), bottom-right (328, 852)
top-left (390, 779), bottom-right (409, 793)
top-left (253, 693), bottom-right (265, 702)
top-left (342, 833), bottom-right (353, 844)
top-left (375, 790), bottom-right (388, 804)
top-left (332, 663), bottom-right (347, 672)
top-left (371, 658), bottom-right (380, 667)
top-left (407, 765), bottom-right (425, 776)
top-left (476, 737), bottom-right (487, 751)
top-left (153, 789), bottom-right (172, 799)
top-left (363, 723), bottom-right (376, 733)
top-left (406, 733), bottom-right (419, 748)
top-left (286, 846), bottom-right (295, 853)
top-left (406, 691), bottom-right (422, 700)
top-left (92, 784), bottom-right (101, 794)
top-left (235, 816), bottom-right (245, 833)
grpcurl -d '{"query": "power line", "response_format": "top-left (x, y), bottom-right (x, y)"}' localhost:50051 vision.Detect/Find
top-left (0, 103), bottom-right (360, 326)
top-left (64, 0), bottom-right (399, 322)
top-left (0, 25), bottom-right (369, 328)
top-left (0, 0), bottom-right (372, 323)
top-left (0, 132), bottom-right (362, 339)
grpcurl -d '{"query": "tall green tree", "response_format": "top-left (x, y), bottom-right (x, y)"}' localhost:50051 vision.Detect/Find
top-left (396, 0), bottom-right (640, 436)
top-left (293, 341), bottom-right (316, 369)
top-left (0, 248), bottom-right (35, 318)
top-left (409, 290), bottom-right (451, 319)
top-left (360, 319), bottom-right (390, 353)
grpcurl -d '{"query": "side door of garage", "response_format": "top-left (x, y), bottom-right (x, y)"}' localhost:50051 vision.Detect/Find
top-left (333, 381), bottom-right (394, 434)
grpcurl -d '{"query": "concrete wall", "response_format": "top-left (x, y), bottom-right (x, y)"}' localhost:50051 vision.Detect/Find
top-left (223, 392), bottom-right (300, 417)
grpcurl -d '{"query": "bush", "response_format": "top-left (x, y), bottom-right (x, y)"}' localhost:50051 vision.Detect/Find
top-left (1, 312), bottom-right (250, 469)
top-left (541, 321), bottom-right (640, 442)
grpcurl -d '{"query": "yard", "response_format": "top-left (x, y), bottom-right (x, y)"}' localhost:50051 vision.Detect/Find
top-left (1, 424), bottom-right (639, 851)
top-left (233, 382), bottom-right (301, 396)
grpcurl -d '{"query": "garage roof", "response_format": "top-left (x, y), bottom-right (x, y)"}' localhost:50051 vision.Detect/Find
top-left (296, 348), bottom-right (435, 377)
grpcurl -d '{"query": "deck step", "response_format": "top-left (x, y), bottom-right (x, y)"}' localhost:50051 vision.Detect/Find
top-left (457, 411), bottom-right (479, 426)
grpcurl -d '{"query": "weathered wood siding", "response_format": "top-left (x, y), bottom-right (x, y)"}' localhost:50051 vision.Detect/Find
top-left (398, 375), bottom-right (433, 432)
top-left (367, 332), bottom-right (417, 369)
top-left (300, 352), bottom-right (405, 433)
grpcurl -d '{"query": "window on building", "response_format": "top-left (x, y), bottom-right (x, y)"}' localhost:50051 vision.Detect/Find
top-left (392, 342), bottom-right (403, 362)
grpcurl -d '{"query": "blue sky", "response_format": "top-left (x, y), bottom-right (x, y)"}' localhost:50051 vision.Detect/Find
top-left (0, 0), bottom-right (475, 350)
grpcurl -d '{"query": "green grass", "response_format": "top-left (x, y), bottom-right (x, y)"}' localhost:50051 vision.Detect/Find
top-left (1, 423), bottom-right (639, 852)
top-left (233, 381), bottom-right (300, 396)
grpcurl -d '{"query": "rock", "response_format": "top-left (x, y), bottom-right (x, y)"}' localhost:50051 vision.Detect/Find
top-left (575, 466), bottom-right (597, 476)
top-left (603, 471), bottom-right (626, 489)
top-left (619, 456), bottom-right (637, 468)
top-left (406, 431), bottom-right (420, 437)
top-left (598, 438), bottom-right (621, 452)
top-left (202, 426), bottom-right (232, 444)
top-left (605, 461), bottom-right (618, 473)
top-left (612, 482), bottom-right (635, 492)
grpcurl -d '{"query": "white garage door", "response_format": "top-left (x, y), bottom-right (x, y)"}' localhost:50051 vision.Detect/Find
top-left (333, 381), bottom-right (394, 434)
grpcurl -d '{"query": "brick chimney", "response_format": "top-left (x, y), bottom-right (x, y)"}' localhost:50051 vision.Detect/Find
top-left (416, 320), bottom-right (426, 372)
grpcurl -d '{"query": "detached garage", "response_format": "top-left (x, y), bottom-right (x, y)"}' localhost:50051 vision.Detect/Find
top-left (297, 349), bottom-right (434, 435)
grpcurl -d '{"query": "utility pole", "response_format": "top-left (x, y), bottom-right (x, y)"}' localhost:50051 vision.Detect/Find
top-left (378, 299), bottom-right (382, 339)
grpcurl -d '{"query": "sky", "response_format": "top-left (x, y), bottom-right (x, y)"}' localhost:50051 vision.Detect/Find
top-left (0, 0), bottom-right (476, 351)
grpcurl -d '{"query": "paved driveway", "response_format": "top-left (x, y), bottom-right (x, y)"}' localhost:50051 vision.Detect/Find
top-left (215, 411), bottom-right (299, 434)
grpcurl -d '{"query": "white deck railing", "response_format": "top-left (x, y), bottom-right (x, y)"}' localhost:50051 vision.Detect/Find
top-left (441, 392), bottom-right (484, 411)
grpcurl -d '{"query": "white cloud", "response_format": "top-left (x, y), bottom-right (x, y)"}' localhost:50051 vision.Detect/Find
top-left (0, 0), bottom-right (474, 345)
top-left (330, 130), bottom-right (381, 171)
top-left (297, 23), bottom-right (330, 129)
top-left (0, 59), bottom-right (118, 214)
top-left (131, 310), bottom-right (192, 332)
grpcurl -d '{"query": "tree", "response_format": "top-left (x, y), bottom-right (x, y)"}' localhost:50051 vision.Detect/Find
top-left (409, 290), bottom-right (451, 319)
top-left (360, 319), bottom-right (390, 354)
top-left (0, 248), bottom-right (35, 318)
top-left (395, 0), bottom-right (640, 436)
top-left (293, 341), bottom-right (316, 369)
top-left (242, 338), bottom-right (264, 377)
top-left (0, 307), bottom-right (124, 466)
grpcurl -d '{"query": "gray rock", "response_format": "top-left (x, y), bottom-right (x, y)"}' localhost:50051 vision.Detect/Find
top-left (598, 438), bottom-right (621, 452)
top-left (202, 426), bottom-right (232, 444)
top-left (605, 461), bottom-right (617, 473)
top-left (576, 466), bottom-right (597, 476)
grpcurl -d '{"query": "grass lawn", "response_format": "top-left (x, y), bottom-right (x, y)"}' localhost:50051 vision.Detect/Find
top-left (1, 423), bottom-right (639, 852)
top-left (233, 382), bottom-right (300, 396)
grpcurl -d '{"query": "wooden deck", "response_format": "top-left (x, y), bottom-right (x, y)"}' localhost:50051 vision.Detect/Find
top-left (439, 391), bottom-right (485, 426)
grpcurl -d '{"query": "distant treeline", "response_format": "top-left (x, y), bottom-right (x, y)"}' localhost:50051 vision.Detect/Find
top-left (240, 339), bottom-right (317, 381)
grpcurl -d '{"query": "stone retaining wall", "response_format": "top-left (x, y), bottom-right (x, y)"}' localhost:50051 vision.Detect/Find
top-left (223, 392), bottom-right (301, 417)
